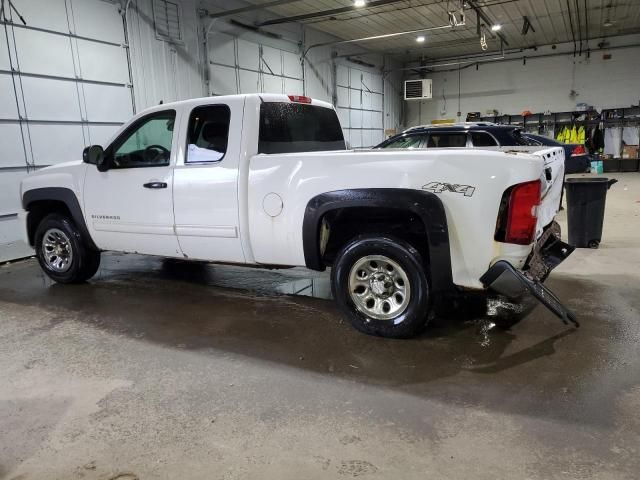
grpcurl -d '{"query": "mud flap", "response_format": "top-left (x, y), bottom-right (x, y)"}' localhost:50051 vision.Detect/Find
top-left (480, 260), bottom-right (579, 327)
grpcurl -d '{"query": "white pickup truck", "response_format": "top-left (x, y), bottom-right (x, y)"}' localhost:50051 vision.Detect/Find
top-left (19, 93), bottom-right (577, 338)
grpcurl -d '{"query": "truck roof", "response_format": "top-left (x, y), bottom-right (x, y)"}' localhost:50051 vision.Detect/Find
top-left (137, 93), bottom-right (335, 116)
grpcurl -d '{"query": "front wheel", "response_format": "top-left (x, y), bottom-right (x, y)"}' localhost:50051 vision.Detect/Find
top-left (331, 235), bottom-right (430, 338)
top-left (34, 213), bottom-right (101, 283)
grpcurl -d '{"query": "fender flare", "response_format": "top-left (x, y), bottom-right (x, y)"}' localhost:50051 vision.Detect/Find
top-left (22, 187), bottom-right (98, 251)
top-left (302, 188), bottom-right (453, 293)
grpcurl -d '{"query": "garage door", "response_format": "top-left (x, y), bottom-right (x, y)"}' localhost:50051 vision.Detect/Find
top-left (336, 64), bottom-right (384, 148)
top-left (207, 32), bottom-right (304, 97)
top-left (0, 0), bottom-right (132, 261)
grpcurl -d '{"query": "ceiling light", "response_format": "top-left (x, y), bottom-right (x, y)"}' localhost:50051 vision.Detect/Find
top-left (354, 0), bottom-right (366, 7)
top-left (416, 35), bottom-right (426, 43)
top-left (603, 20), bottom-right (613, 27)
top-left (491, 24), bottom-right (502, 31)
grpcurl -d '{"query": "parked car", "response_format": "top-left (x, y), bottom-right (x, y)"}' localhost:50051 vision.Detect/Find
top-left (376, 123), bottom-right (590, 173)
top-left (521, 133), bottom-right (592, 174)
top-left (19, 95), bottom-right (576, 338)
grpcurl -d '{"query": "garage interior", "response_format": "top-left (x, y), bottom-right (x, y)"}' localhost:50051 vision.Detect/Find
top-left (1, 0), bottom-right (640, 478)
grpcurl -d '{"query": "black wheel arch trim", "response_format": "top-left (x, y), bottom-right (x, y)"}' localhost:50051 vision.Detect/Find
top-left (302, 188), bottom-right (453, 293)
top-left (22, 187), bottom-right (98, 251)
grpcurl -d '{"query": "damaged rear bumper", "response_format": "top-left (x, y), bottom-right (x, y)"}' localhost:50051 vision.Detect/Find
top-left (480, 222), bottom-right (578, 326)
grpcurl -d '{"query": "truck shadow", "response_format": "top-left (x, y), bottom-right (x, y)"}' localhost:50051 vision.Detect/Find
top-left (1, 253), bottom-right (622, 424)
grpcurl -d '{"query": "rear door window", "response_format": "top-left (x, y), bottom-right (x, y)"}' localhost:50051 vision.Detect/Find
top-left (186, 105), bottom-right (231, 163)
top-left (427, 132), bottom-right (468, 147)
top-left (259, 103), bottom-right (346, 154)
top-left (470, 132), bottom-right (498, 147)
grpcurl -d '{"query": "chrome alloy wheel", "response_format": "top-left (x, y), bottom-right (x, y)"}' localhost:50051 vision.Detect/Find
top-left (42, 228), bottom-right (73, 273)
top-left (348, 255), bottom-right (411, 321)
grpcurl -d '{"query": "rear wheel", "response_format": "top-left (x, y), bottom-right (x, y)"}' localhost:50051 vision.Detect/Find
top-left (331, 235), bottom-right (430, 338)
top-left (35, 213), bottom-right (101, 283)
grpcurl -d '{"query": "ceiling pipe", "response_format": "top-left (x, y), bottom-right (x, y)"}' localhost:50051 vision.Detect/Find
top-left (255, 0), bottom-right (407, 27)
top-left (565, 0), bottom-right (576, 56)
top-left (388, 41), bottom-right (640, 74)
top-left (303, 24), bottom-right (453, 57)
top-left (203, 0), bottom-right (302, 19)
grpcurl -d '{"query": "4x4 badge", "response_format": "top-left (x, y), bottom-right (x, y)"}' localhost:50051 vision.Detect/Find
top-left (422, 182), bottom-right (476, 197)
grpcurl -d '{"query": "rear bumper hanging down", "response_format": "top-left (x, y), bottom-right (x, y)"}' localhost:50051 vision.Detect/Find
top-left (480, 222), bottom-right (579, 327)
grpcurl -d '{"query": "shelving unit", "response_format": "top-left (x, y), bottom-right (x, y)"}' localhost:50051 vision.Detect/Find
top-left (478, 106), bottom-right (640, 172)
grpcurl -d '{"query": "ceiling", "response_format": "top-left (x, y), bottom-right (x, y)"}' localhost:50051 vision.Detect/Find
top-left (239, 0), bottom-right (640, 62)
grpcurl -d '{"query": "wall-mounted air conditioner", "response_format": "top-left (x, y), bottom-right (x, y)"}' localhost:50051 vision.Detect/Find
top-left (404, 79), bottom-right (432, 100)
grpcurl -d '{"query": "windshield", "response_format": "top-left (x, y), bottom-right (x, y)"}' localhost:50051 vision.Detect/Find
top-left (381, 134), bottom-right (425, 148)
top-left (259, 102), bottom-right (346, 154)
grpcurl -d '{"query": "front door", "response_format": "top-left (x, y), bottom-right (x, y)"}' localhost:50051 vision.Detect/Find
top-left (83, 109), bottom-right (182, 257)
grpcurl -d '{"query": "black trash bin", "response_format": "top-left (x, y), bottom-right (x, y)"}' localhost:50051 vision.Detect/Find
top-left (564, 177), bottom-right (617, 248)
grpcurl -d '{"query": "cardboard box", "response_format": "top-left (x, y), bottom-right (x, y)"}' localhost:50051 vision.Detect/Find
top-left (622, 145), bottom-right (639, 159)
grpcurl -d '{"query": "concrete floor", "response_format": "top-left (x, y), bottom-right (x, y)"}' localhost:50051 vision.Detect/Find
top-left (1, 173), bottom-right (639, 480)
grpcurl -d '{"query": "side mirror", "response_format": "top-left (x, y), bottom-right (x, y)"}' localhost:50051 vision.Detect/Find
top-left (83, 145), bottom-right (105, 168)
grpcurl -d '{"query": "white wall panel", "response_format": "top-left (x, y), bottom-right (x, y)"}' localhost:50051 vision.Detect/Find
top-left (0, 75), bottom-right (19, 118)
top-left (237, 39), bottom-right (260, 71)
top-left (83, 83), bottom-right (133, 122)
top-left (0, 125), bottom-right (27, 168)
top-left (336, 65), bottom-right (349, 87)
top-left (12, 29), bottom-right (75, 77)
top-left (89, 125), bottom-right (121, 148)
top-left (0, 38), bottom-right (10, 70)
top-left (337, 87), bottom-right (349, 108)
top-left (77, 41), bottom-right (129, 83)
top-left (372, 93), bottom-right (383, 111)
top-left (29, 124), bottom-right (85, 165)
top-left (12, 0), bottom-right (69, 33)
top-left (262, 46), bottom-right (282, 75)
top-left (263, 74), bottom-right (282, 93)
top-left (283, 77), bottom-right (303, 95)
top-left (239, 70), bottom-right (260, 93)
top-left (210, 65), bottom-right (237, 95)
top-left (209, 32), bottom-right (236, 66)
top-left (282, 51), bottom-right (302, 79)
top-left (70, 0), bottom-right (124, 44)
top-left (0, 171), bottom-right (25, 213)
top-left (350, 109), bottom-right (362, 128)
top-left (336, 107), bottom-right (350, 129)
top-left (21, 77), bottom-right (81, 120)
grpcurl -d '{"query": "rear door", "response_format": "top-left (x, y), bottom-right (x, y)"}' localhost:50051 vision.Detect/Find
top-left (172, 97), bottom-right (246, 263)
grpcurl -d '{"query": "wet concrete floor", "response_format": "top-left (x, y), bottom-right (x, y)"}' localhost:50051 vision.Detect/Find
top-left (1, 173), bottom-right (639, 479)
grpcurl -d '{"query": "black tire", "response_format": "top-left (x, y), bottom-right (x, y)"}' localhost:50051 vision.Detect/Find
top-left (34, 213), bottom-right (101, 284)
top-left (331, 235), bottom-right (430, 338)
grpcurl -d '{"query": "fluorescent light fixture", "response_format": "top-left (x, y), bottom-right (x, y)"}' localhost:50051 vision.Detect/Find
top-left (603, 20), bottom-right (613, 27)
top-left (354, 0), bottom-right (366, 7)
top-left (491, 24), bottom-right (502, 31)
top-left (416, 35), bottom-right (426, 43)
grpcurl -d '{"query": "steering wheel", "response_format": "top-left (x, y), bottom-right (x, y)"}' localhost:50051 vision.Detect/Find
top-left (143, 144), bottom-right (170, 164)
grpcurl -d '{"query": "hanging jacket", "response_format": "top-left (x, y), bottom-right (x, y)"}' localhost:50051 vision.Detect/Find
top-left (577, 125), bottom-right (586, 144)
top-left (569, 125), bottom-right (578, 143)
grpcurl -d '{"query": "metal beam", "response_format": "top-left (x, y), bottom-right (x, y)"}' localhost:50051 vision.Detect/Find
top-left (466, 0), bottom-right (509, 46)
top-left (256, 0), bottom-right (407, 27)
top-left (304, 24), bottom-right (452, 57)
top-left (204, 0), bottom-right (302, 19)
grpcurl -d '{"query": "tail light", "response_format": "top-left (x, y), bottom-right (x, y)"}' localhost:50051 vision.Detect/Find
top-left (288, 95), bottom-right (312, 104)
top-left (571, 145), bottom-right (586, 156)
top-left (495, 180), bottom-right (541, 245)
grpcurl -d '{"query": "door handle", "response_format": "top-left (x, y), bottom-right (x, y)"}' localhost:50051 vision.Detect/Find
top-left (143, 182), bottom-right (167, 189)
